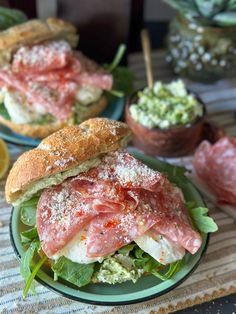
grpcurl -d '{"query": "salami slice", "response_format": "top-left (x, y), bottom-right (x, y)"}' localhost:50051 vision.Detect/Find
top-left (193, 137), bottom-right (236, 205)
top-left (0, 69), bottom-right (77, 120)
top-left (74, 52), bottom-right (113, 90)
top-left (37, 179), bottom-right (126, 257)
top-left (37, 151), bottom-right (202, 258)
top-left (12, 41), bottom-right (73, 73)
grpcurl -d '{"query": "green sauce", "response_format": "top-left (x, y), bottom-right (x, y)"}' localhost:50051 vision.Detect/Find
top-left (130, 80), bottom-right (203, 129)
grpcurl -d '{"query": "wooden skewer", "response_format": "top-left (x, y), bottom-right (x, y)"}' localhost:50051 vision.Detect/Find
top-left (141, 29), bottom-right (154, 90)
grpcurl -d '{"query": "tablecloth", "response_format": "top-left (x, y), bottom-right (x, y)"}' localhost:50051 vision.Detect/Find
top-left (0, 51), bottom-right (236, 314)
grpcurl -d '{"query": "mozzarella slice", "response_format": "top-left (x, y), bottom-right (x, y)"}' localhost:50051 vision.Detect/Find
top-left (3, 89), bottom-right (40, 123)
top-left (135, 232), bottom-right (185, 265)
top-left (52, 228), bottom-right (103, 264)
top-left (75, 85), bottom-right (102, 106)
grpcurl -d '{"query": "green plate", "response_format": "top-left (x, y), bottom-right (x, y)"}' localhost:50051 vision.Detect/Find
top-left (9, 152), bottom-right (209, 305)
top-left (0, 97), bottom-right (125, 147)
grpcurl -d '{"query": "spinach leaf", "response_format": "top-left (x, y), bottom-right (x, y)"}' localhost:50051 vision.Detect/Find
top-left (20, 240), bottom-right (40, 295)
top-left (20, 196), bottom-right (39, 226)
top-left (21, 227), bottom-right (39, 244)
top-left (0, 6), bottom-right (27, 30)
top-left (188, 206), bottom-right (218, 233)
top-left (52, 256), bottom-right (94, 288)
top-left (0, 103), bottom-right (10, 120)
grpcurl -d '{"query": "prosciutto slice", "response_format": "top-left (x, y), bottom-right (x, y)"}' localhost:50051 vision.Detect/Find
top-left (193, 137), bottom-right (236, 205)
top-left (37, 151), bottom-right (202, 258)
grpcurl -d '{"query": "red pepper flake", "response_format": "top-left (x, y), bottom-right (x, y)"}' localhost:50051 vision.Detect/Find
top-left (126, 181), bottom-right (133, 188)
top-left (76, 210), bottom-right (83, 218)
top-left (80, 235), bottom-right (86, 241)
top-left (115, 241), bottom-right (123, 249)
top-left (104, 219), bottom-right (119, 229)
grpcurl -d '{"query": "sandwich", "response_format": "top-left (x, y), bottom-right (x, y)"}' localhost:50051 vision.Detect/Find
top-left (5, 118), bottom-right (217, 297)
top-left (0, 18), bottom-right (113, 138)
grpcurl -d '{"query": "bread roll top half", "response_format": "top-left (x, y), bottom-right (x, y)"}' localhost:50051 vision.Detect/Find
top-left (5, 118), bottom-right (132, 205)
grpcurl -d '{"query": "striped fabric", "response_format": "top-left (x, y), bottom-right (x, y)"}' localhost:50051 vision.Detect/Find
top-left (0, 51), bottom-right (236, 314)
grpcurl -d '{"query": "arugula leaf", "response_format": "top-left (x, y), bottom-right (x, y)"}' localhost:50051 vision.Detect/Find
top-left (20, 240), bottom-right (40, 295)
top-left (23, 254), bottom-right (47, 299)
top-left (118, 243), bottom-right (136, 255)
top-left (119, 243), bottom-right (182, 281)
top-left (151, 260), bottom-right (183, 280)
top-left (20, 196), bottom-right (39, 226)
top-left (111, 66), bottom-right (135, 96)
top-left (52, 256), bottom-right (94, 288)
top-left (21, 227), bottom-right (39, 244)
top-left (188, 206), bottom-right (218, 233)
top-left (0, 103), bottom-right (10, 120)
top-left (106, 44), bottom-right (126, 72)
top-left (104, 44), bottom-right (135, 99)
top-left (0, 6), bottom-right (27, 30)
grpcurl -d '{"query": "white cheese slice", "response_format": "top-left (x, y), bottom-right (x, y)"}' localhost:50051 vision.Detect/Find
top-left (52, 228), bottom-right (103, 264)
top-left (3, 89), bottom-right (41, 123)
top-left (135, 232), bottom-right (185, 265)
top-left (75, 85), bottom-right (102, 106)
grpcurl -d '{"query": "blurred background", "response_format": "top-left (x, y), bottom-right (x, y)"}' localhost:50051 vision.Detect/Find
top-left (0, 0), bottom-right (175, 62)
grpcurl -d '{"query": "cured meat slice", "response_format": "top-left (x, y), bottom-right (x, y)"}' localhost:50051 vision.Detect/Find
top-left (37, 184), bottom-right (97, 257)
top-left (12, 40), bottom-right (73, 73)
top-left (74, 52), bottom-right (113, 90)
top-left (0, 69), bottom-right (77, 120)
top-left (140, 188), bottom-right (202, 255)
top-left (37, 151), bottom-right (202, 258)
top-left (86, 205), bottom-right (158, 257)
top-left (78, 150), bottom-right (170, 192)
top-left (37, 179), bottom-right (126, 257)
top-left (24, 57), bottom-right (81, 83)
top-left (193, 137), bottom-right (236, 205)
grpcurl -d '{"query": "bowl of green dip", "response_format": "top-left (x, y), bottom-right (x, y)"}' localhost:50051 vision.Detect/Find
top-left (125, 80), bottom-right (206, 157)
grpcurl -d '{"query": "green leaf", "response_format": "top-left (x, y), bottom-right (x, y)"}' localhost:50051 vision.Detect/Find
top-left (106, 44), bottom-right (126, 72)
top-left (52, 256), bottom-right (94, 288)
top-left (20, 196), bottom-right (39, 226)
top-left (118, 243), bottom-right (136, 255)
top-left (112, 66), bottom-right (135, 96)
top-left (0, 103), bottom-right (10, 120)
top-left (0, 6), bottom-right (27, 30)
top-left (23, 254), bottom-right (47, 299)
top-left (104, 44), bottom-right (134, 99)
top-left (21, 227), bottom-right (39, 244)
top-left (20, 240), bottom-right (40, 295)
top-left (188, 206), bottom-right (218, 233)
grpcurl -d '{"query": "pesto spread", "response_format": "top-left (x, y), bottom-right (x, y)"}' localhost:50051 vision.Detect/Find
top-left (130, 80), bottom-right (203, 129)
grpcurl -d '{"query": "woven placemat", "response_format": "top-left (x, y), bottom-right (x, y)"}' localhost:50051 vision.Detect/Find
top-left (0, 51), bottom-right (236, 313)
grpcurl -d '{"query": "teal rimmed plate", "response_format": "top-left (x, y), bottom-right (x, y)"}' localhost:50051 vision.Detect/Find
top-left (9, 152), bottom-right (209, 305)
top-left (0, 97), bottom-right (125, 147)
